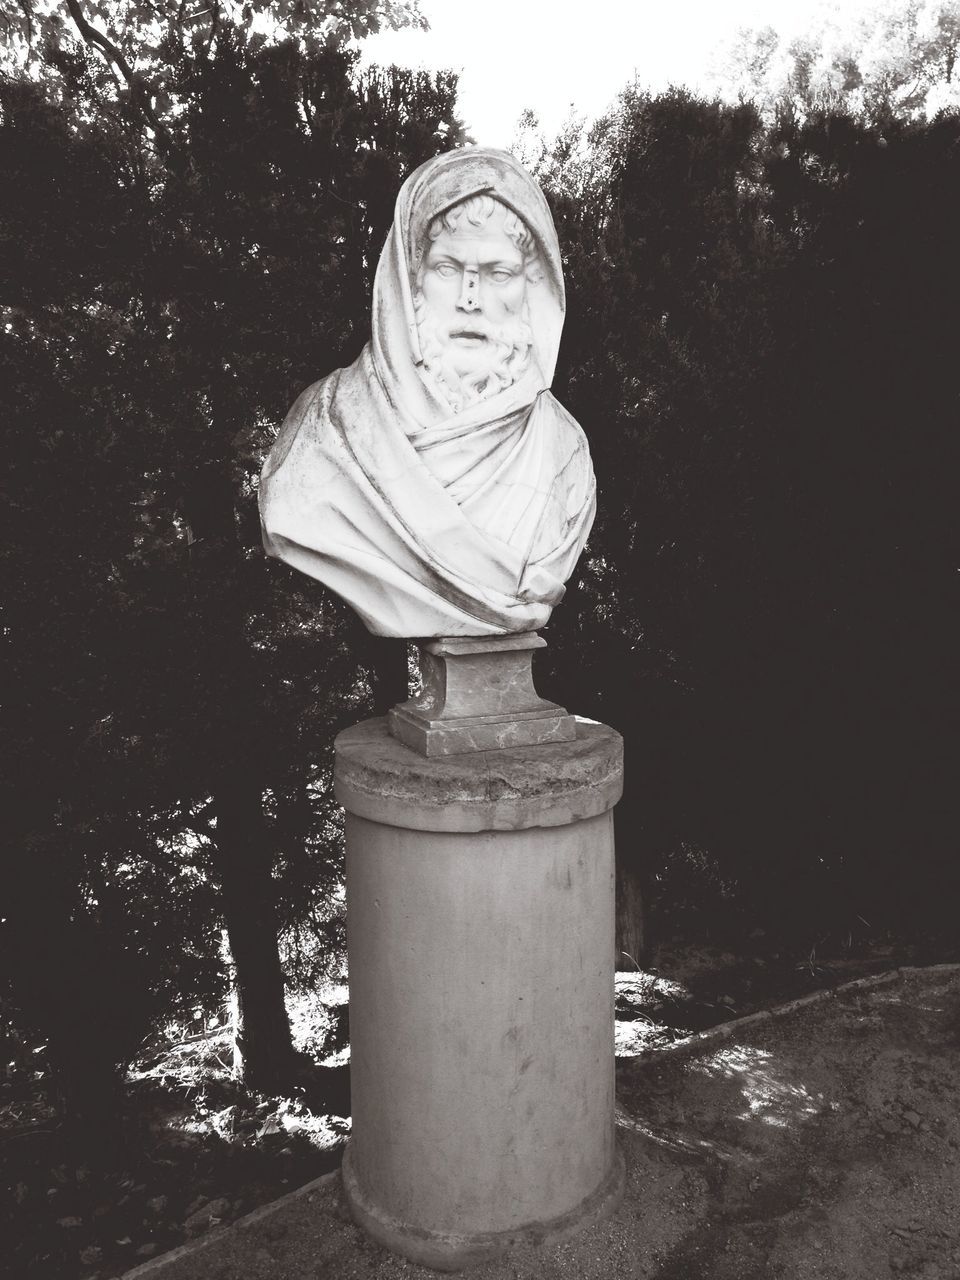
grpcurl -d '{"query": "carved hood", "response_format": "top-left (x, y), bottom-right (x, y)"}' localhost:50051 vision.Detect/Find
top-left (258, 147), bottom-right (596, 638)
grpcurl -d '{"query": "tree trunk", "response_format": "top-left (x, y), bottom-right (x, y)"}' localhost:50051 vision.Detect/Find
top-left (212, 766), bottom-right (298, 1091)
top-left (614, 798), bottom-right (648, 970)
top-left (615, 858), bottom-right (647, 971)
top-left (183, 458), bottom-right (298, 1091)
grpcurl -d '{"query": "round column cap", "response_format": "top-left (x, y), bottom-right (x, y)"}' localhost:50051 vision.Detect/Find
top-left (334, 716), bottom-right (623, 833)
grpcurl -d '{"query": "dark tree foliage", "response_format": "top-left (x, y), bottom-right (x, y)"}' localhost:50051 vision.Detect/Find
top-left (3, 45), bottom-right (957, 1143)
top-left (750, 108), bottom-right (959, 935)
top-left (535, 90), bottom-right (957, 954)
top-left (0, 37), bottom-right (463, 1131)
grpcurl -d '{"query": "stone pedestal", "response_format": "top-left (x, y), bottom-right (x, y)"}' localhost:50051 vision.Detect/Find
top-left (388, 633), bottom-right (575, 757)
top-left (334, 714), bottom-right (625, 1270)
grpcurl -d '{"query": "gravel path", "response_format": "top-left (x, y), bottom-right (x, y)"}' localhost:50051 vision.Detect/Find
top-left (125, 965), bottom-right (960, 1280)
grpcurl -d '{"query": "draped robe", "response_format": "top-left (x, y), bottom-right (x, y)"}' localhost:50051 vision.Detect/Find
top-left (258, 148), bottom-right (596, 639)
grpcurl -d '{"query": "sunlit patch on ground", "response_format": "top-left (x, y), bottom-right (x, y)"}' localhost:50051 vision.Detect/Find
top-left (288, 984), bottom-right (350, 1062)
top-left (691, 1045), bottom-right (823, 1127)
top-left (174, 1098), bottom-right (350, 1152)
top-left (615, 1018), bottom-right (673, 1056)
top-left (126, 987), bottom-right (352, 1153)
top-left (614, 969), bottom-right (702, 1057)
top-left (615, 1104), bottom-right (751, 1162)
top-left (616, 970), bottom-right (693, 1004)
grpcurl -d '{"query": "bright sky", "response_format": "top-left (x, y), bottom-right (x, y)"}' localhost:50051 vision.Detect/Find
top-left (359, 0), bottom-right (852, 147)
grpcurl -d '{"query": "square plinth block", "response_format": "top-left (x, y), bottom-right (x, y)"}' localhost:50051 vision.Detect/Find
top-left (387, 631), bottom-right (576, 758)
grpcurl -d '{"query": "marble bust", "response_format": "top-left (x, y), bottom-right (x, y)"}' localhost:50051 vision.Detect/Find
top-left (258, 147), bottom-right (595, 638)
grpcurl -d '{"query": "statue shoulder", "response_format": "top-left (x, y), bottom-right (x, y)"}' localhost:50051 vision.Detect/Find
top-left (548, 393), bottom-right (589, 443)
top-left (541, 393), bottom-right (594, 475)
top-left (284, 373), bottom-right (338, 422)
top-left (262, 374), bottom-right (339, 480)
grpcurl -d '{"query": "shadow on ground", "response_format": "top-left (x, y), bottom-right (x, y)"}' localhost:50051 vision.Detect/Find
top-left (125, 966), bottom-right (960, 1280)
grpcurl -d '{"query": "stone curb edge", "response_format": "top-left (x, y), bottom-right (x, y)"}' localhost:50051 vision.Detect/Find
top-left (621, 963), bottom-right (960, 1068)
top-left (120, 1168), bottom-right (340, 1279)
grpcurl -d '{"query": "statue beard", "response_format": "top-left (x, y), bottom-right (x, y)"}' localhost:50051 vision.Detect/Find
top-left (413, 290), bottom-right (534, 414)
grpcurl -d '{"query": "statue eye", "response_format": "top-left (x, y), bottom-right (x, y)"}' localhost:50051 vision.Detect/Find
top-left (434, 262), bottom-right (458, 278)
top-left (489, 268), bottom-right (515, 283)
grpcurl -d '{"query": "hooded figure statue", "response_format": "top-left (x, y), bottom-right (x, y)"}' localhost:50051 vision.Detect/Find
top-left (258, 147), bottom-right (596, 638)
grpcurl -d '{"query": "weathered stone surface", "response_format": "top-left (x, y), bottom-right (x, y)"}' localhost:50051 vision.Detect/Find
top-left (334, 716), bottom-right (623, 832)
top-left (410, 633), bottom-right (552, 719)
top-left (387, 631), bottom-right (576, 757)
top-left (342, 1143), bottom-right (625, 1271)
top-left (389, 705), bottom-right (576, 756)
top-left (339, 726), bottom-right (623, 1267)
top-left (258, 148), bottom-right (595, 639)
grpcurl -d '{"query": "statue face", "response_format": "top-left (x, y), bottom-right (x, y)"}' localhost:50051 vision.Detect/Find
top-left (416, 201), bottom-right (532, 404)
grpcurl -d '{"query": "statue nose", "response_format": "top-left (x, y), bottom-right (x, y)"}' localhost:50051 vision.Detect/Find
top-left (457, 268), bottom-right (480, 312)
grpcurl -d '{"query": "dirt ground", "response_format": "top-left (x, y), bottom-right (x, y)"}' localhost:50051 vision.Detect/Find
top-left (125, 964), bottom-right (960, 1280)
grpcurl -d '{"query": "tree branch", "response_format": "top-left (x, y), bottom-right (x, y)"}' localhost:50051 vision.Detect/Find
top-left (14, 0), bottom-right (33, 42)
top-left (62, 0), bottom-right (177, 163)
top-left (201, 0), bottom-right (221, 59)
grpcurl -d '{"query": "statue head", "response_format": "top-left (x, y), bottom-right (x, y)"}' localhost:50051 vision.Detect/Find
top-left (368, 148), bottom-right (567, 427)
top-left (413, 195), bottom-right (542, 413)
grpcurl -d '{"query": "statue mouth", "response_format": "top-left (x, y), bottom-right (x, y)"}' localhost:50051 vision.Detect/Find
top-left (450, 329), bottom-right (488, 344)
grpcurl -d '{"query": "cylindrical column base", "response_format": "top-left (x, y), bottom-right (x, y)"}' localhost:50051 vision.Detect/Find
top-left (342, 1134), bottom-right (625, 1271)
top-left (334, 717), bottom-right (624, 1270)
